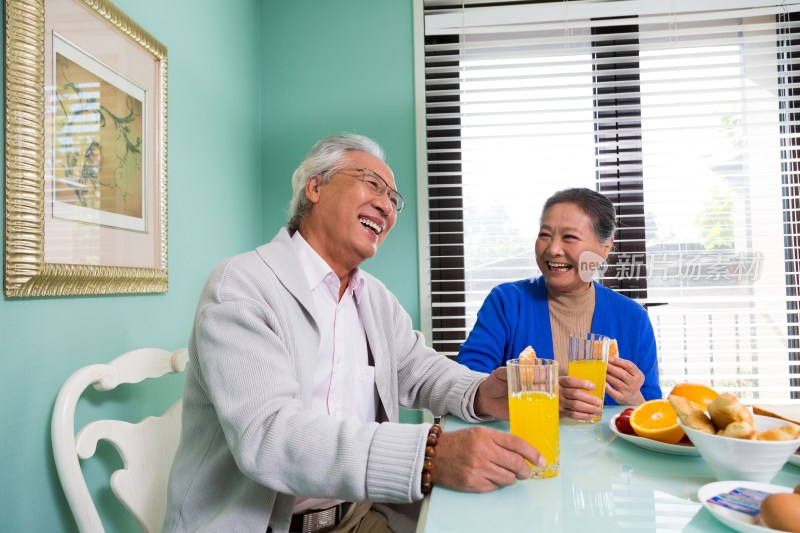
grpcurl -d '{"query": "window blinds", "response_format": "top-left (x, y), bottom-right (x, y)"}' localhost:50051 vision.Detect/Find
top-left (415, 0), bottom-right (800, 402)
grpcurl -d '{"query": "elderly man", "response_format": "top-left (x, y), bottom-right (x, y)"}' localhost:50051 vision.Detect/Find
top-left (163, 134), bottom-right (541, 533)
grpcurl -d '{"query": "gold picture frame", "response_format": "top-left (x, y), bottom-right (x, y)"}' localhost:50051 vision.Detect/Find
top-left (4, 0), bottom-right (168, 297)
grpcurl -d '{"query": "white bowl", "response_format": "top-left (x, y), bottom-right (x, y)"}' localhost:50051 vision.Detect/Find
top-left (678, 414), bottom-right (800, 483)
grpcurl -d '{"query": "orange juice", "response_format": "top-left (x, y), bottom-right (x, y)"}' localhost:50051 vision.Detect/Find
top-left (508, 390), bottom-right (560, 478)
top-left (568, 359), bottom-right (607, 422)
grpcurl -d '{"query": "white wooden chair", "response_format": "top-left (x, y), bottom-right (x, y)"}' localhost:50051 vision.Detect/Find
top-left (51, 347), bottom-right (189, 532)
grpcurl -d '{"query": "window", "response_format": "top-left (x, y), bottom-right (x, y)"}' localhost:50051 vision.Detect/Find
top-left (415, 0), bottom-right (800, 402)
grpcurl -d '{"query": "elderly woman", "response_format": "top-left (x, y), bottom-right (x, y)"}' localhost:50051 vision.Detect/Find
top-left (457, 188), bottom-right (661, 421)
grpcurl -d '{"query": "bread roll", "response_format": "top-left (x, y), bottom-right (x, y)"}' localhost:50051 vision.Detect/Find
top-left (518, 345), bottom-right (537, 361)
top-left (755, 423), bottom-right (800, 441)
top-left (717, 420), bottom-right (755, 439)
top-left (707, 392), bottom-right (753, 431)
top-left (668, 395), bottom-right (715, 434)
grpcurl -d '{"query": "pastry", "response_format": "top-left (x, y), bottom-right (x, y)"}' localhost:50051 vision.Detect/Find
top-left (668, 395), bottom-right (715, 434)
top-left (608, 339), bottom-right (618, 358)
top-left (755, 423), bottom-right (800, 441)
top-left (707, 392), bottom-right (753, 431)
top-left (717, 420), bottom-right (755, 439)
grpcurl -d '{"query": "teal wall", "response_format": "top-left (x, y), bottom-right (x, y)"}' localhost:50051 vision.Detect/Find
top-left (260, 0), bottom-right (419, 322)
top-left (0, 0), bottom-right (418, 531)
top-left (1, 0), bottom-right (264, 530)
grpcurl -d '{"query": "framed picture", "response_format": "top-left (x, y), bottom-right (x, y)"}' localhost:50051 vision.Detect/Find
top-left (4, 0), bottom-right (168, 296)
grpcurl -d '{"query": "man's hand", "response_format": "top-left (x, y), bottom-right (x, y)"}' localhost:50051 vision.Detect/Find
top-left (558, 375), bottom-right (602, 421)
top-left (473, 367), bottom-right (509, 419)
top-left (431, 426), bottom-right (543, 492)
top-left (605, 356), bottom-right (645, 405)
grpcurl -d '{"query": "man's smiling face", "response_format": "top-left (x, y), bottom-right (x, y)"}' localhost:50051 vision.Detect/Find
top-left (300, 151), bottom-right (398, 278)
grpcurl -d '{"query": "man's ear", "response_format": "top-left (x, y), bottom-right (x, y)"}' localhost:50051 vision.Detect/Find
top-left (306, 176), bottom-right (320, 203)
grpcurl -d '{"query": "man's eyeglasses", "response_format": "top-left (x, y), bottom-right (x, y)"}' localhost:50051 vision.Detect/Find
top-left (342, 168), bottom-right (406, 213)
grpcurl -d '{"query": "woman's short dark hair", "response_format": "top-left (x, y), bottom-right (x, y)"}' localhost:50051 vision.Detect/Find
top-left (541, 188), bottom-right (617, 243)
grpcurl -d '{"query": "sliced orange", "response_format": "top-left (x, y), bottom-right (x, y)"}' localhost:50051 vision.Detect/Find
top-left (630, 399), bottom-right (685, 444)
top-left (669, 383), bottom-right (719, 412)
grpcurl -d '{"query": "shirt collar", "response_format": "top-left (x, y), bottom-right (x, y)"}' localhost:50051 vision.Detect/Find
top-left (290, 230), bottom-right (365, 303)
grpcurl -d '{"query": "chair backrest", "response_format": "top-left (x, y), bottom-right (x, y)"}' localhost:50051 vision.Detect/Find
top-left (52, 347), bottom-right (189, 532)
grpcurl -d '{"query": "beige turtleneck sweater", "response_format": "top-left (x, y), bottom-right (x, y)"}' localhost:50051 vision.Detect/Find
top-left (547, 282), bottom-right (596, 375)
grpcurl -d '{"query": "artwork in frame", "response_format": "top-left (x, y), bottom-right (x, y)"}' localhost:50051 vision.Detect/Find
top-left (4, 0), bottom-right (168, 296)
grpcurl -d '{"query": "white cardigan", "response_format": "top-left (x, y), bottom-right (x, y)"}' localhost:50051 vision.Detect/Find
top-left (163, 228), bottom-right (488, 532)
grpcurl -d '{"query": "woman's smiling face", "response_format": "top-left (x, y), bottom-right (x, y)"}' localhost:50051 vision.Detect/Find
top-left (535, 202), bottom-right (613, 294)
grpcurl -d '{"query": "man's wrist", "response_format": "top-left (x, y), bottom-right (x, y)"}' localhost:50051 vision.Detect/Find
top-left (421, 424), bottom-right (441, 494)
top-left (462, 374), bottom-right (492, 421)
top-left (473, 377), bottom-right (497, 419)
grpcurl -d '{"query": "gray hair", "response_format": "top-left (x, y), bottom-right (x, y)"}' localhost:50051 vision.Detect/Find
top-left (541, 188), bottom-right (617, 243)
top-left (287, 134), bottom-right (385, 232)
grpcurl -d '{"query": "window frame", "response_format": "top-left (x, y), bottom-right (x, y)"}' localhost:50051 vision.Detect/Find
top-left (413, 0), bottom-right (800, 400)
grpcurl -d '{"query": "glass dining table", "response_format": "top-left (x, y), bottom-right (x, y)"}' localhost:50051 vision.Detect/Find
top-left (415, 405), bottom-right (800, 532)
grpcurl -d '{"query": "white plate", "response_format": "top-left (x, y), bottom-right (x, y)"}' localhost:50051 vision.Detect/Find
top-left (698, 480), bottom-right (793, 533)
top-left (609, 413), bottom-right (700, 456)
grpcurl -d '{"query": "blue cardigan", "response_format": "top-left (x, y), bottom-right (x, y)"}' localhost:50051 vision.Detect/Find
top-left (457, 276), bottom-right (662, 404)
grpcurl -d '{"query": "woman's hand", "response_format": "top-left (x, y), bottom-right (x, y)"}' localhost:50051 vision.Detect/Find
top-left (605, 356), bottom-right (645, 405)
top-left (558, 375), bottom-right (603, 421)
top-left (431, 426), bottom-right (542, 492)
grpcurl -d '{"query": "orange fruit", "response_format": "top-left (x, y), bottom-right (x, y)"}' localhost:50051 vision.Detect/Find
top-left (629, 399), bottom-right (685, 444)
top-left (669, 383), bottom-right (719, 411)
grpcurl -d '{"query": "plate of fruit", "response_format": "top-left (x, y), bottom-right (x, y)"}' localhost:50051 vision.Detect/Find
top-left (610, 407), bottom-right (699, 456)
top-left (608, 383), bottom-right (722, 456)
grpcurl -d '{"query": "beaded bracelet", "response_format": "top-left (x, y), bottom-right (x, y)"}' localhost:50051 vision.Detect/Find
top-left (421, 424), bottom-right (442, 494)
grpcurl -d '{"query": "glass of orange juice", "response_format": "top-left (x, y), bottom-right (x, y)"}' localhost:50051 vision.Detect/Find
top-left (567, 332), bottom-right (611, 423)
top-left (507, 358), bottom-right (559, 478)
